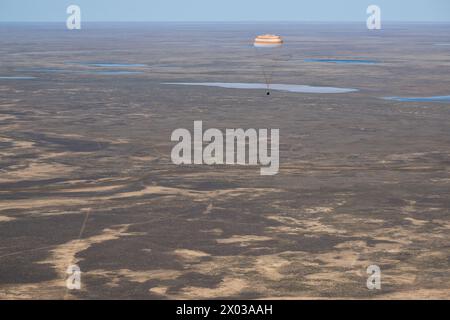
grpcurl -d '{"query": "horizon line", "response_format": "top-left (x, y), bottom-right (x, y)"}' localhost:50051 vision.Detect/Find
top-left (1, 20), bottom-right (450, 23)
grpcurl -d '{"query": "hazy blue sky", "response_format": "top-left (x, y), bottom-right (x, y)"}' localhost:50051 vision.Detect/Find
top-left (1, 0), bottom-right (450, 22)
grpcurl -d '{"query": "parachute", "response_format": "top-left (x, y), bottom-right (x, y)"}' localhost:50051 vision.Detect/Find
top-left (253, 34), bottom-right (284, 95)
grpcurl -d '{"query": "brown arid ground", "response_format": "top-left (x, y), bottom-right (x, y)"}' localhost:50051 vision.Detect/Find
top-left (0, 22), bottom-right (449, 299)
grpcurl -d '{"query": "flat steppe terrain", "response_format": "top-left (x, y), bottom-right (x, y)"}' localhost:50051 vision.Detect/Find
top-left (0, 22), bottom-right (449, 299)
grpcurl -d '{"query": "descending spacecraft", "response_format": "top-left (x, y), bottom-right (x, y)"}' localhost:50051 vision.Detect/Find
top-left (253, 35), bottom-right (284, 95)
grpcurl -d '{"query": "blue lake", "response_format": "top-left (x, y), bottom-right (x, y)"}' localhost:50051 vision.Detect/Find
top-left (164, 82), bottom-right (358, 94)
top-left (16, 68), bottom-right (68, 73)
top-left (0, 76), bottom-right (36, 80)
top-left (74, 63), bottom-right (147, 68)
top-left (384, 96), bottom-right (450, 102)
top-left (81, 70), bottom-right (144, 75)
top-left (15, 68), bottom-right (144, 75)
top-left (304, 59), bottom-right (379, 65)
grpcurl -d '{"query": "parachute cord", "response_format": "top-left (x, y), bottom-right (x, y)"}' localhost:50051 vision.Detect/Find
top-left (254, 46), bottom-right (271, 92)
top-left (262, 67), bottom-right (270, 91)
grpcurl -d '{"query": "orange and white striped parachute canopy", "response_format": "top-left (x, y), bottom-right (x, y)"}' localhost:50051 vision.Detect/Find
top-left (254, 34), bottom-right (283, 48)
